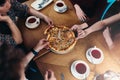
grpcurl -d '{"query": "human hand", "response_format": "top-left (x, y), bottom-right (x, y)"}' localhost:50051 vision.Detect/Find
top-left (95, 74), bottom-right (104, 80)
top-left (0, 14), bottom-right (10, 22)
top-left (71, 24), bottom-right (81, 30)
top-left (44, 16), bottom-right (53, 26)
top-left (44, 70), bottom-right (56, 80)
top-left (74, 4), bottom-right (87, 21)
top-left (71, 22), bottom-right (89, 30)
top-left (76, 29), bottom-right (87, 40)
top-left (71, 25), bottom-right (87, 40)
top-left (33, 39), bottom-right (49, 52)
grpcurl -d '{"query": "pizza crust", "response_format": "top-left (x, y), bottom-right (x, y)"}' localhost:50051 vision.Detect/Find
top-left (45, 26), bottom-right (76, 54)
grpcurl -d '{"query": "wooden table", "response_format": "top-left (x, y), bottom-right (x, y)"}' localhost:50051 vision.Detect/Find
top-left (19, 0), bottom-right (120, 80)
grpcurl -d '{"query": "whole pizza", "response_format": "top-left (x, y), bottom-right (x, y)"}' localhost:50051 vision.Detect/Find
top-left (44, 26), bottom-right (76, 54)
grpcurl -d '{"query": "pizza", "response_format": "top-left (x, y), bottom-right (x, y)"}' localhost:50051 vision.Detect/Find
top-left (44, 26), bottom-right (76, 54)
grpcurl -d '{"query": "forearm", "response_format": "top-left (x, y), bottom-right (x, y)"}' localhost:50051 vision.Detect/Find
top-left (7, 18), bottom-right (22, 44)
top-left (103, 12), bottom-right (120, 26)
top-left (25, 51), bottom-right (35, 66)
top-left (85, 12), bottom-right (120, 35)
top-left (28, 8), bottom-right (47, 20)
top-left (85, 20), bottom-right (106, 35)
top-left (24, 47), bottom-right (43, 67)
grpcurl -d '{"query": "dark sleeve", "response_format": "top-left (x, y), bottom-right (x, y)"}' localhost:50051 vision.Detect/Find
top-left (70, 0), bottom-right (98, 16)
top-left (0, 34), bottom-right (17, 46)
top-left (11, 0), bottom-right (29, 18)
top-left (86, 0), bottom-right (108, 26)
top-left (69, 0), bottom-right (79, 5)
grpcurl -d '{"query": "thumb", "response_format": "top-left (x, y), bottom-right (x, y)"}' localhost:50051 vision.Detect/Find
top-left (44, 71), bottom-right (48, 80)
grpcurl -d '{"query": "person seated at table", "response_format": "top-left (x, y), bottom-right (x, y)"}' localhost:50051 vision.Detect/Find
top-left (70, 0), bottom-right (108, 28)
top-left (71, 12), bottom-right (120, 49)
top-left (70, 0), bottom-right (120, 29)
top-left (0, 39), bottom-right (56, 80)
top-left (0, 13), bottom-right (22, 46)
top-left (0, 0), bottom-right (53, 46)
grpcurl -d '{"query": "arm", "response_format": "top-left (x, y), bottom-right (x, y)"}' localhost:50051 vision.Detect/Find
top-left (28, 8), bottom-right (53, 25)
top-left (74, 20), bottom-right (106, 39)
top-left (84, 20), bottom-right (106, 35)
top-left (44, 70), bottom-right (56, 80)
top-left (0, 15), bottom-right (22, 44)
top-left (24, 39), bottom-right (49, 66)
top-left (77, 12), bottom-right (120, 39)
top-left (102, 12), bottom-right (120, 25)
top-left (83, 0), bottom-right (107, 26)
top-left (24, 39), bottom-right (56, 80)
top-left (12, 0), bottom-right (53, 25)
top-left (87, 12), bottom-right (120, 34)
top-left (71, 0), bottom-right (106, 30)
top-left (74, 4), bottom-right (87, 21)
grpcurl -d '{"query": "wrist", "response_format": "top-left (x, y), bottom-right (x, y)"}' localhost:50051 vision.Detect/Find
top-left (85, 28), bottom-right (90, 36)
top-left (43, 16), bottom-right (47, 21)
top-left (7, 17), bottom-right (13, 25)
top-left (33, 45), bottom-right (42, 52)
top-left (31, 48), bottom-right (39, 55)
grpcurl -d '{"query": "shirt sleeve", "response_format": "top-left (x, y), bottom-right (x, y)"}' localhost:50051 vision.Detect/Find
top-left (11, 0), bottom-right (29, 18)
top-left (0, 34), bottom-right (17, 46)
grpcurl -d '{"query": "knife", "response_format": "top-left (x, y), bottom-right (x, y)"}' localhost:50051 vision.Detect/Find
top-left (60, 73), bottom-right (65, 80)
top-left (34, 49), bottom-right (51, 60)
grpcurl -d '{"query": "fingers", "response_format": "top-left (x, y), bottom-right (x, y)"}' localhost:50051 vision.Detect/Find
top-left (71, 26), bottom-right (76, 30)
top-left (44, 71), bottom-right (48, 80)
top-left (71, 25), bottom-right (86, 39)
top-left (48, 21), bottom-right (53, 26)
top-left (47, 18), bottom-right (53, 26)
top-left (42, 40), bottom-right (49, 47)
top-left (71, 25), bottom-right (79, 30)
top-left (48, 24), bottom-right (54, 28)
top-left (79, 14), bottom-right (87, 22)
top-left (76, 30), bottom-right (86, 40)
top-left (44, 70), bottom-right (55, 80)
top-left (49, 70), bottom-right (55, 78)
top-left (39, 39), bottom-right (49, 47)
top-left (44, 17), bottom-right (53, 26)
top-left (40, 38), bottom-right (47, 42)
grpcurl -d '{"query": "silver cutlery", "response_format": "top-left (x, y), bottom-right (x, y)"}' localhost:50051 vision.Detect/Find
top-left (34, 49), bottom-right (51, 60)
top-left (60, 73), bottom-right (65, 80)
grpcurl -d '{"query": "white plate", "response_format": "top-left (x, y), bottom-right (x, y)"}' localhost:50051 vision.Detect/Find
top-left (31, 0), bottom-right (53, 10)
top-left (25, 22), bottom-right (39, 29)
top-left (54, 5), bottom-right (67, 13)
top-left (86, 48), bottom-right (104, 64)
top-left (71, 60), bottom-right (90, 79)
